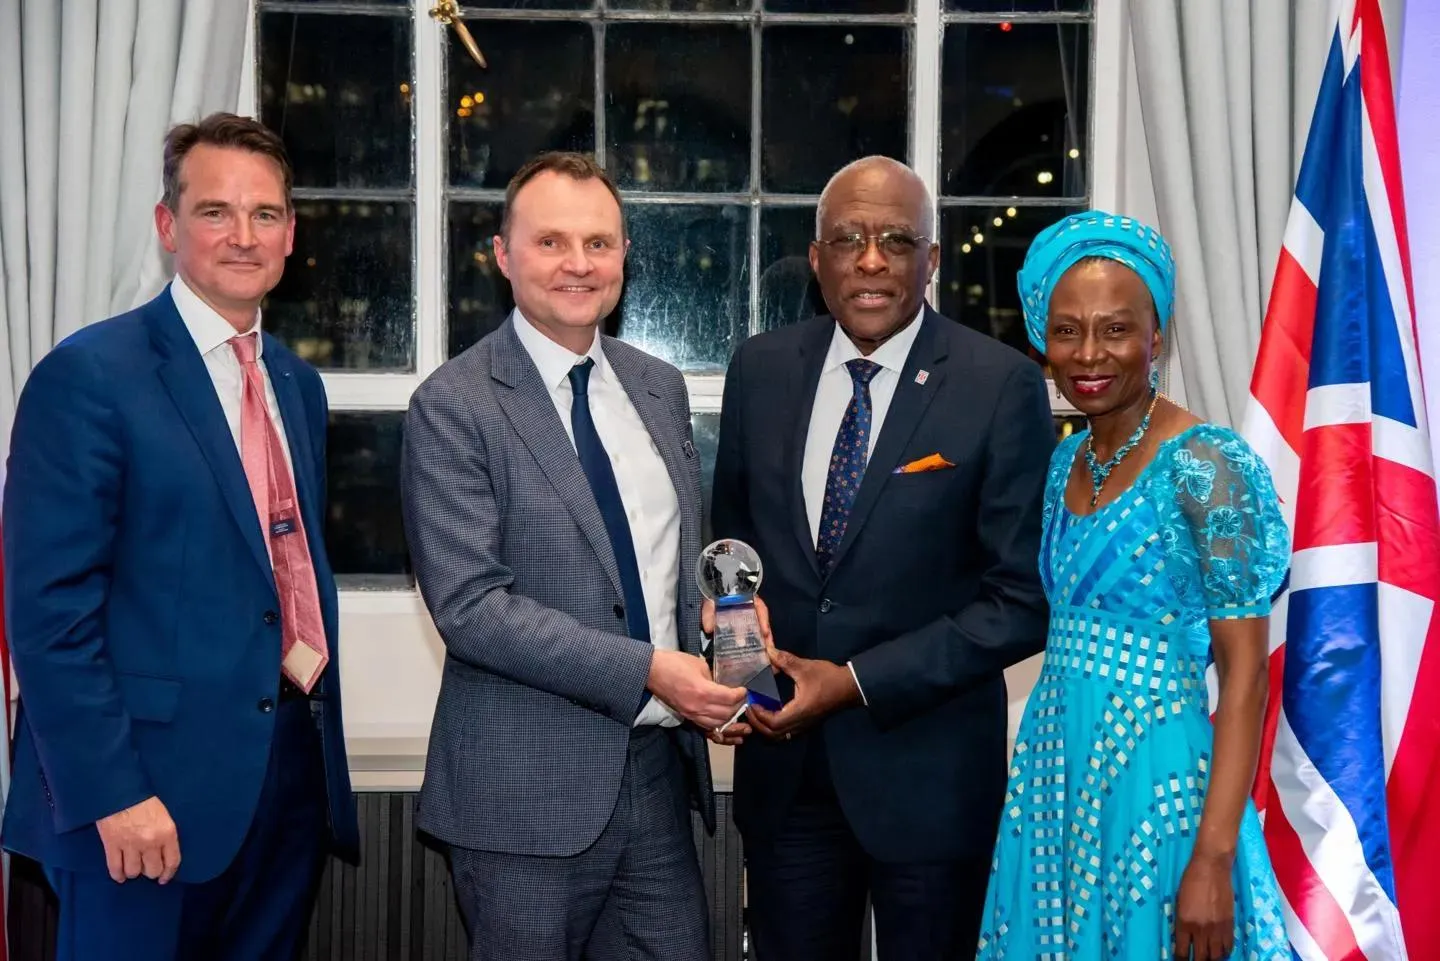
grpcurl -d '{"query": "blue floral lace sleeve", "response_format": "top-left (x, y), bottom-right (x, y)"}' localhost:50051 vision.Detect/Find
top-left (1159, 424), bottom-right (1291, 619)
top-left (1042, 432), bottom-right (1085, 528)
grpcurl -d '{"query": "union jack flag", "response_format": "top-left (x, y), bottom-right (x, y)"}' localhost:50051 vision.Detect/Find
top-left (1240, 0), bottom-right (1440, 956)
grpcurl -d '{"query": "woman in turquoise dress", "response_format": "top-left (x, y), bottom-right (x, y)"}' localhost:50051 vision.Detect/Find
top-left (976, 212), bottom-right (1293, 961)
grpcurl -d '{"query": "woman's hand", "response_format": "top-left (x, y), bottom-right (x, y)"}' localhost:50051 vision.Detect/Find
top-left (1173, 851), bottom-right (1235, 960)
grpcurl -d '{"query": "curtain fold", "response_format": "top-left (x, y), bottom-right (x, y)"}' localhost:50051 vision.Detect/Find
top-left (1123, 0), bottom-right (1351, 424)
top-left (0, 0), bottom-right (246, 458)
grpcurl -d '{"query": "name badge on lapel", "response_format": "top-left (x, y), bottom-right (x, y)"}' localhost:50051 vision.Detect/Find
top-left (682, 439), bottom-right (697, 459)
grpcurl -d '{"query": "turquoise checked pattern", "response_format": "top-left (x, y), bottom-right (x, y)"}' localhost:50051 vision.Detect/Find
top-left (816, 359), bottom-right (881, 573)
top-left (977, 424), bottom-right (1292, 960)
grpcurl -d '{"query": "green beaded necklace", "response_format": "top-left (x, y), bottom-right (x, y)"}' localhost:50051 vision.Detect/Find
top-left (1084, 389), bottom-right (1160, 506)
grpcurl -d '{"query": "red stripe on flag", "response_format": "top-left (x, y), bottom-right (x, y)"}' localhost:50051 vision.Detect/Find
top-left (1262, 788), bottom-right (1367, 960)
top-left (1373, 459), bottom-right (1440, 597)
top-left (1293, 423), bottom-right (1378, 550)
top-left (1388, 615), bottom-right (1440, 958)
top-left (1250, 250), bottom-right (1317, 454)
top-left (1355, 0), bottom-right (1418, 338)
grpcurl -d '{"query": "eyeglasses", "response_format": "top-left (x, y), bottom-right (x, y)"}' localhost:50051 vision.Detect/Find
top-left (816, 231), bottom-right (931, 259)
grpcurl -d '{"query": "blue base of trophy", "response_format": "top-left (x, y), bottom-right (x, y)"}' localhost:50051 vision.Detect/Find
top-left (713, 594), bottom-right (783, 711)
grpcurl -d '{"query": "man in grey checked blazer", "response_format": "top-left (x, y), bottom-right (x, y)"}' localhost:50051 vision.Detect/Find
top-left (401, 152), bottom-right (748, 961)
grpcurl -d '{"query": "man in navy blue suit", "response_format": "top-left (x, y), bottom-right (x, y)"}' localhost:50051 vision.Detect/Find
top-left (711, 156), bottom-right (1053, 960)
top-left (2, 113), bottom-right (359, 961)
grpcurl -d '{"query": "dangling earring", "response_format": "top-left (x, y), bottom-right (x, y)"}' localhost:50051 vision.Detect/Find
top-left (1149, 367), bottom-right (1160, 392)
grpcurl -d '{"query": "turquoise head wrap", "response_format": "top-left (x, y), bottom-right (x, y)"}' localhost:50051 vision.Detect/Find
top-left (1016, 211), bottom-right (1175, 354)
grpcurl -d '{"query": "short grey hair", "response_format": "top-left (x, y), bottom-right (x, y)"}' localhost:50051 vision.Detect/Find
top-left (814, 156), bottom-right (935, 240)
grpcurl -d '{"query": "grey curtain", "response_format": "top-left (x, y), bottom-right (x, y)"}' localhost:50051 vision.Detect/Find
top-left (0, 0), bottom-right (249, 459)
top-left (1122, 0), bottom-right (1389, 424)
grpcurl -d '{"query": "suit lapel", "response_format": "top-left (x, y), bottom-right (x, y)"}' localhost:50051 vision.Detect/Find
top-left (491, 321), bottom-right (626, 602)
top-left (824, 309), bottom-right (948, 578)
top-left (264, 339), bottom-right (325, 552)
top-left (788, 318), bottom-right (833, 580)
top-left (605, 341), bottom-right (702, 655)
top-left (148, 293), bottom-right (275, 585)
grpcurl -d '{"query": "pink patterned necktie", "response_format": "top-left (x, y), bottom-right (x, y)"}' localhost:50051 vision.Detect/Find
top-left (230, 333), bottom-right (329, 692)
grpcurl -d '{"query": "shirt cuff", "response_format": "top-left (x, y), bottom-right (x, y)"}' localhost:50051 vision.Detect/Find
top-left (847, 661), bottom-right (868, 706)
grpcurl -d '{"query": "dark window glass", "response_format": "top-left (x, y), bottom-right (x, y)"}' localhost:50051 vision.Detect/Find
top-left (258, 12), bottom-right (412, 189)
top-left (326, 412), bottom-right (412, 587)
top-left (616, 204), bottom-right (750, 372)
top-left (693, 412), bottom-right (721, 544)
top-left (941, 21), bottom-right (1089, 197)
top-left (606, 24), bottom-right (751, 192)
top-left (759, 206), bottom-right (824, 331)
top-left (447, 202), bottom-right (513, 358)
top-left (947, 0), bottom-right (1088, 10)
top-left (937, 204), bottom-right (1078, 360)
top-left (264, 200), bottom-right (414, 370)
top-left (767, 0), bottom-right (907, 11)
top-left (1054, 414), bottom-right (1086, 441)
top-left (448, 22), bottom-right (595, 188)
top-left (612, 0), bottom-right (748, 10)
top-left (762, 26), bottom-right (909, 194)
top-left (460, 0), bottom-right (591, 7)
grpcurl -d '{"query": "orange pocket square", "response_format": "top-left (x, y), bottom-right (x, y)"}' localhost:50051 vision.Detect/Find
top-left (893, 453), bottom-right (955, 474)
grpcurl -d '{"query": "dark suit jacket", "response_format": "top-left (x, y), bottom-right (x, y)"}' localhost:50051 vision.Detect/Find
top-left (711, 307), bottom-right (1053, 862)
top-left (401, 318), bottom-right (713, 858)
top-left (1, 289), bottom-right (359, 883)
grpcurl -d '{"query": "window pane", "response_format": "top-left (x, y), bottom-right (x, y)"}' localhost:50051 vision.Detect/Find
top-left (941, 22), bottom-right (1088, 197)
top-left (448, 201), bottom-right (514, 358)
top-left (762, 26), bottom-right (909, 194)
top-left (606, 24), bottom-right (751, 192)
top-left (937, 204), bottom-right (1078, 359)
top-left (768, 0), bottom-right (907, 11)
top-left (461, 0), bottom-right (591, 7)
top-left (947, 0), bottom-right (1088, 10)
top-left (759, 206), bottom-right (824, 331)
top-left (259, 12), bottom-right (412, 189)
top-left (448, 22), bottom-right (595, 188)
top-left (616, 204), bottom-right (749, 372)
top-left (693, 412), bottom-right (721, 544)
top-left (326, 412), bottom-right (412, 587)
top-left (612, 0), bottom-right (747, 9)
top-left (264, 200), bottom-right (414, 370)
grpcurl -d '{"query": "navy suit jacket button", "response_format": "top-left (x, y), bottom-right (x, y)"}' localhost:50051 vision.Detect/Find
top-left (258, 698), bottom-right (275, 713)
top-left (263, 610), bottom-right (279, 625)
top-left (819, 598), bottom-right (833, 613)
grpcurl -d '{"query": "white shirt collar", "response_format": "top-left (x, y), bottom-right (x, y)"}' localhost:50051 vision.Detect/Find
top-left (511, 309), bottom-right (607, 391)
top-left (170, 273), bottom-right (264, 359)
top-left (822, 305), bottom-right (926, 376)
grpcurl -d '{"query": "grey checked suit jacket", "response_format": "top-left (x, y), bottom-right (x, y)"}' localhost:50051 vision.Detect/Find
top-left (402, 317), bottom-right (714, 857)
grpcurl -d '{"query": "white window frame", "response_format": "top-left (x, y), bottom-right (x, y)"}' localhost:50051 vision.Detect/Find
top-left (242, 0), bottom-right (1127, 609)
top-left (241, 0), bottom-right (1127, 786)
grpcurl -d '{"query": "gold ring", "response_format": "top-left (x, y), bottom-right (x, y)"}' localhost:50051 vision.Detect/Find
top-left (784, 733), bottom-right (792, 741)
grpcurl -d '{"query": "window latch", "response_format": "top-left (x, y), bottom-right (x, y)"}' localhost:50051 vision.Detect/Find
top-left (429, 0), bottom-right (487, 70)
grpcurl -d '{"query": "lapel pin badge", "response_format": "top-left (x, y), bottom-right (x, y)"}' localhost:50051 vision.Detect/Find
top-left (914, 369), bottom-right (930, 386)
top-left (682, 439), bottom-right (697, 459)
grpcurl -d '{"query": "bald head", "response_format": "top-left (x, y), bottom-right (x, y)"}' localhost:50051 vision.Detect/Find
top-left (815, 156), bottom-right (934, 240)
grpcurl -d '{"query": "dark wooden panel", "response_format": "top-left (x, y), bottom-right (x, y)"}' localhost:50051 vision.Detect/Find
top-left (7, 793), bottom-right (746, 961)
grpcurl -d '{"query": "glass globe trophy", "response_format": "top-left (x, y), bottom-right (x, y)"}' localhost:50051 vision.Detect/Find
top-left (696, 539), bottom-right (782, 710)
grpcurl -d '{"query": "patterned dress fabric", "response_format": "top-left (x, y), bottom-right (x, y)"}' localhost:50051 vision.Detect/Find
top-left (815, 358), bottom-right (881, 572)
top-left (977, 424), bottom-right (1293, 960)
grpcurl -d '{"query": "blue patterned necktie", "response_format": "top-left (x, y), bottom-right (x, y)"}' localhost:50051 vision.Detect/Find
top-left (816, 358), bottom-right (882, 573)
top-left (568, 359), bottom-right (651, 649)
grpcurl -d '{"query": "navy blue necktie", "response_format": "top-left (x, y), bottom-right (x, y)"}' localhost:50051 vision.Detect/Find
top-left (816, 359), bottom-right (882, 573)
top-left (568, 359), bottom-right (651, 648)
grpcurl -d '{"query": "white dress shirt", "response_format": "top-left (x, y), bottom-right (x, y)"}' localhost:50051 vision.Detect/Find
top-left (170, 273), bottom-right (294, 475)
top-left (800, 307), bottom-right (925, 704)
top-left (512, 312), bottom-right (683, 728)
